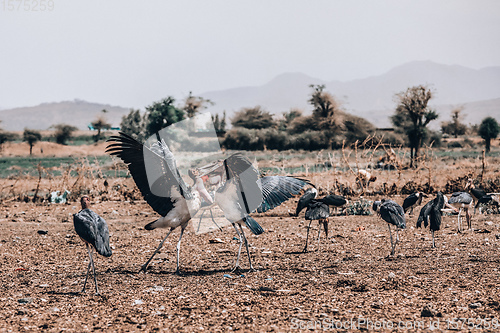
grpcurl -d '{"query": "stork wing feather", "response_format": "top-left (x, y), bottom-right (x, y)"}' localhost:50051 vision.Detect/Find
top-left (380, 200), bottom-right (406, 229)
top-left (256, 176), bottom-right (313, 213)
top-left (106, 132), bottom-right (182, 216)
top-left (305, 201), bottom-right (329, 220)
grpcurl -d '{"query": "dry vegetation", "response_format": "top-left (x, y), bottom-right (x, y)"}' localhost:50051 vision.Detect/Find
top-left (1, 141), bottom-right (500, 332)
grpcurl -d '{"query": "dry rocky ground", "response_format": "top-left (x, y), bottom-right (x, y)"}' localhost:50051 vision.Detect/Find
top-left (1, 197), bottom-right (500, 332)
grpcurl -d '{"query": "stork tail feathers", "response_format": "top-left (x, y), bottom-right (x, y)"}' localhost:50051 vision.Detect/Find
top-left (144, 220), bottom-right (158, 230)
top-left (244, 216), bottom-right (264, 235)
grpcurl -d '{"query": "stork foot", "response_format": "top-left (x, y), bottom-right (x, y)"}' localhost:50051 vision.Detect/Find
top-left (231, 265), bottom-right (243, 273)
top-left (174, 269), bottom-right (183, 276)
top-left (302, 247), bottom-right (308, 253)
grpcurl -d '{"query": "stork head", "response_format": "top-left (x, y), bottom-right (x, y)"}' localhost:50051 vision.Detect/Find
top-left (80, 195), bottom-right (90, 209)
top-left (465, 178), bottom-right (474, 190)
top-left (372, 200), bottom-right (382, 213)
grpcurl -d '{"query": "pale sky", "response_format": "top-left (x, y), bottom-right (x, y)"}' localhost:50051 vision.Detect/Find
top-left (1, 0), bottom-right (499, 109)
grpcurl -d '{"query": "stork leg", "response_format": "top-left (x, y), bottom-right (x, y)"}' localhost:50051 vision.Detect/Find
top-left (81, 243), bottom-right (92, 293)
top-left (196, 210), bottom-right (206, 233)
top-left (231, 223), bottom-right (244, 272)
top-left (466, 208), bottom-right (471, 230)
top-left (238, 224), bottom-right (256, 272)
top-left (457, 208), bottom-right (462, 233)
top-left (302, 220), bottom-right (313, 253)
top-left (140, 228), bottom-right (173, 273)
top-left (388, 224), bottom-right (395, 256)
top-left (209, 209), bottom-right (223, 231)
top-left (174, 227), bottom-right (185, 275)
top-left (88, 245), bottom-right (100, 295)
top-left (316, 220), bottom-right (322, 252)
top-left (431, 230), bottom-right (436, 248)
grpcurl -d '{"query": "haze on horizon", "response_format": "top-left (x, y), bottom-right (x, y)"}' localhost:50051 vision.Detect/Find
top-left (1, 0), bottom-right (499, 110)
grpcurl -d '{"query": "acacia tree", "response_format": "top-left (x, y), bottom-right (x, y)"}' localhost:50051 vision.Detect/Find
top-left (23, 129), bottom-right (42, 155)
top-left (308, 84), bottom-right (345, 148)
top-left (441, 106), bottom-right (467, 138)
top-left (91, 115), bottom-right (112, 142)
top-left (231, 106), bottom-right (275, 129)
top-left (53, 124), bottom-right (78, 145)
top-left (478, 117), bottom-right (500, 152)
top-left (391, 85), bottom-right (438, 168)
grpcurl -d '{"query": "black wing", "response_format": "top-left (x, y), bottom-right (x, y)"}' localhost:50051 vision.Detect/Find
top-left (380, 200), bottom-right (406, 229)
top-left (256, 176), bottom-right (313, 213)
top-left (74, 209), bottom-right (112, 257)
top-left (449, 192), bottom-right (473, 205)
top-left (296, 188), bottom-right (317, 216)
top-left (305, 200), bottom-right (329, 220)
top-left (402, 193), bottom-right (418, 212)
top-left (416, 199), bottom-right (433, 228)
top-left (106, 132), bottom-right (187, 217)
top-left (429, 192), bottom-right (445, 231)
top-left (320, 194), bottom-right (347, 207)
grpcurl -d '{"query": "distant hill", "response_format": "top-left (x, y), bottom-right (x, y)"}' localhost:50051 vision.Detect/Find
top-left (0, 99), bottom-right (131, 131)
top-left (202, 60), bottom-right (500, 126)
top-left (1, 61), bottom-right (499, 132)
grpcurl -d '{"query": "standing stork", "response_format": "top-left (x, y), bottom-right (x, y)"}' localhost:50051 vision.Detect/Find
top-left (416, 192), bottom-right (447, 248)
top-left (197, 153), bottom-right (313, 271)
top-left (372, 199), bottom-right (406, 256)
top-left (465, 179), bottom-right (499, 214)
top-left (73, 196), bottom-right (112, 295)
top-left (303, 200), bottom-right (330, 252)
top-left (403, 192), bottom-right (427, 215)
top-left (320, 194), bottom-right (349, 215)
top-left (447, 191), bottom-right (474, 233)
top-left (106, 132), bottom-right (213, 274)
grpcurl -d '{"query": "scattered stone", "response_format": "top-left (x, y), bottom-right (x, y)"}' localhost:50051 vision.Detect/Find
top-left (469, 302), bottom-right (482, 309)
top-left (209, 238), bottom-right (225, 244)
top-left (133, 300), bottom-right (144, 305)
top-left (421, 304), bottom-right (435, 317)
top-left (37, 230), bottom-right (48, 235)
top-left (17, 298), bottom-right (33, 304)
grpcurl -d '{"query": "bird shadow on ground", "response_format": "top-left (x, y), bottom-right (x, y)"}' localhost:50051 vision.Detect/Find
top-left (43, 290), bottom-right (81, 297)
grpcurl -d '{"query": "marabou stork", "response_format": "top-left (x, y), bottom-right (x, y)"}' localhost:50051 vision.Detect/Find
top-left (402, 192), bottom-right (427, 215)
top-left (196, 153), bottom-right (313, 271)
top-left (303, 200), bottom-right (330, 252)
top-left (372, 199), bottom-right (406, 256)
top-left (320, 194), bottom-right (349, 215)
top-left (465, 179), bottom-right (500, 214)
top-left (447, 192), bottom-right (474, 233)
top-left (106, 132), bottom-right (213, 274)
top-left (73, 196), bottom-right (112, 295)
top-left (416, 192), bottom-right (447, 248)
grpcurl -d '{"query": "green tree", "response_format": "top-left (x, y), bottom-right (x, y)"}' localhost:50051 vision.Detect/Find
top-left (231, 106), bottom-right (275, 129)
top-left (391, 85), bottom-right (438, 167)
top-left (53, 124), bottom-right (78, 145)
top-left (23, 129), bottom-right (42, 155)
top-left (144, 97), bottom-right (185, 138)
top-left (120, 109), bottom-right (146, 141)
top-left (441, 107), bottom-right (467, 138)
top-left (478, 117), bottom-right (500, 152)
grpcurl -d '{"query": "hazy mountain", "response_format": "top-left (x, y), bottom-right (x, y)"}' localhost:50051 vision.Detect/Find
top-left (1, 61), bottom-right (499, 132)
top-left (202, 60), bottom-right (500, 126)
top-left (0, 99), bottom-right (131, 131)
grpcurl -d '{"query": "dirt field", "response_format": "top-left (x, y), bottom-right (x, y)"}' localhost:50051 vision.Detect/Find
top-left (1, 195), bottom-right (500, 332)
top-left (1, 141), bottom-right (500, 331)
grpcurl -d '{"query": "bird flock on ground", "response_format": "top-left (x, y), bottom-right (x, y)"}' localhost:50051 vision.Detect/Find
top-left (71, 131), bottom-right (500, 295)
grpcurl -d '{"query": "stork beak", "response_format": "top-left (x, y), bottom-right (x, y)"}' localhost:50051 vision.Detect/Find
top-left (198, 160), bottom-right (224, 177)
